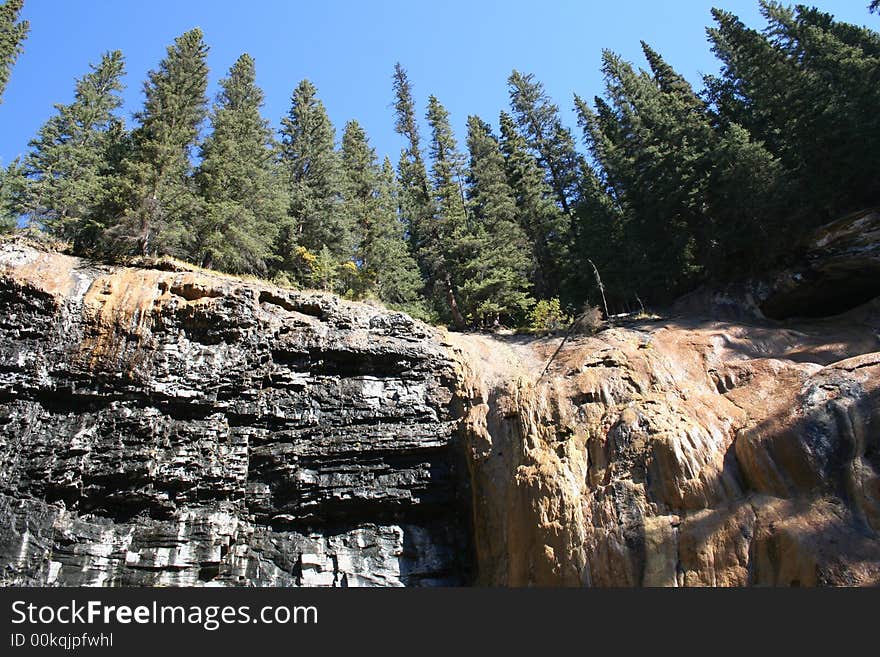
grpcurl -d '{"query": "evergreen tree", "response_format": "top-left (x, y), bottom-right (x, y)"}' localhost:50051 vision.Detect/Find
top-left (21, 50), bottom-right (126, 251)
top-left (0, 0), bottom-right (28, 102)
top-left (705, 122), bottom-right (787, 277)
top-left (371, 156), bottom-right (426, 314)
top-left (498, 110), bottom-right (567, 298)
top-left (0, 159), bottom-right (24, 232)
top-left (575, 45), bottom-right (784, 302)
top-left (278, 79), bottom-right (346, 277)
top-left (507, 70), bottom-right (581, 218)
top-left (195, 53), bottom-right (285, 274)
top-left (707, 3), bottom-right (880, 220)
top-left (108, 28), bottom-right (209, 257)
top-left (340, 120), bottom-right (422, 310)
top-left (463, 116), bottom-right (533, 326)
top-left (565, 98), bottom-right (627, 308)
top-left (340, 119), bottom-right (375, 282)
top-left (424, 94), bottom-right (467, 328)
top-left (391, 63), bottom-right (432, 259)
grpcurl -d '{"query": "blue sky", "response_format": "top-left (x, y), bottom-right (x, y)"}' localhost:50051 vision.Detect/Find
top-left (0, 1), bottom-right (873, 167)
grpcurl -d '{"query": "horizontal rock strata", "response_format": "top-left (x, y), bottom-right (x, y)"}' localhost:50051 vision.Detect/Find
top-left (0, 242), bottom-right (472, 586)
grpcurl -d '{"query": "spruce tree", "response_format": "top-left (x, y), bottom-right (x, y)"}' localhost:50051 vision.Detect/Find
top-left (391, 63), bottom-right (432, 259)
top-left (278, 79), bottom-right (346, 276)
top-left (498, 110), bottom-right (566, 298)
top-left (0, 0), bottom-right (28, 102)
top-left (581, 50), bottom-right (706, 299)
top-left (340, 119), bottom-right (375, 283)
top-left (22, 50), bottom-right (126, 251)
top-left (108, 28), bottom-right (209, 257)
top-left (372, 156), bottom-right (426, 315)
top-left (424, 95), bottom-right (467, 328)
top-left (195, 53), bottom-right (285, 274)
top-left (707, 3), bottom-right (880, 220)
top-left (340, 120), bottom-right (423, 308)
top-left (576, 44), bottom-right (785, 300)
top-left (507, 70), bottom-right (581, 218)
top-left (463, 116), bottom-right (534, 326)
top-left (0, 159), bottom-right (24, 232)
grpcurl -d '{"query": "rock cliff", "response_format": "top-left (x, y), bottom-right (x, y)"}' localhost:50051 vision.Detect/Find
top-left (2, 238), bottom-right (879, 586)
top-left (0, 242), bottom-right (472, 586)
top-left (451, 307), bottom-right (880, 586)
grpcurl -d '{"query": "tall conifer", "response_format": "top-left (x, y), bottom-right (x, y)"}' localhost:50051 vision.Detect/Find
top-left (195, 53), bottom-right (285, 274)
top-left (109, 29), bottom-right (209, 257)
top-left (22, 51), bottom-right (126, 251)
top-left (278, 79), bottom-right (346, 272)
top-left (463, 116), bottom-right (534, 325)
top-left (0, 0), bottom-right (28, 102)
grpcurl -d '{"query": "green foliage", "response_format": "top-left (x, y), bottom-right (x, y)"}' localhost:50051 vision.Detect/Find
top-left (507, 71), bottom-right (581, 218)
top-left (340, 121), bottom-right (424, 311)
top-left (527, 298), bottom-right (571, 334)
top-left (0, 159), bottom-right (24, 232)
top-left (195, 53), bottom-right (285, 275)
top-left (706, 2), bottom-right (880, 221)
top-left (107, 28), bottom-right (209, 257)
top-left (0, 0), bottom-right (28, 102)
top-left (573, 41), bottom-right (784, 305)
top-left (423, 95), bottom-right (468, 328)
top-left (462, 115), bottom-right (534, 326)
top-left (9, 2), bottom-right (880, 331)
top-left (392, 63), bottom-right (432, 257)
top-left (21, 50), bottom-right (126, 252)
top-left (278, 79), bottom-right (346, 269)
top-left (498, 111), bottom-right (567, 299)
top-left (309, 245), bottom-right (339, 292)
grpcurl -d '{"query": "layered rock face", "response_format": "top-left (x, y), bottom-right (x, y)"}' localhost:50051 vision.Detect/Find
top-left (2, 238), bottom-right (880, 587)
top-left (0, 242), bottom-right (472, 586)
top-left (452, 305), bottom-right (880, 586)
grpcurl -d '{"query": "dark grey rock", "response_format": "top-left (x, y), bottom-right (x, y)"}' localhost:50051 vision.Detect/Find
top-left (0, 243), bottom-right (472, 586)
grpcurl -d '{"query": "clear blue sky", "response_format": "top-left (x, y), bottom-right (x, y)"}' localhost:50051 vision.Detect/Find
top-left (0, 0), bottom-right (873, 168)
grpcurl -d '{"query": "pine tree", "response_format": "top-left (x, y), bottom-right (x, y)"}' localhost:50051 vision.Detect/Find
top-left (707, 3), bottom-right (880, 220)
top-left (194, 53), bottom-right (285, 274)
top-left (565, 98), bottom-right (627, 307)
top-left (0, 159), bottom-right (24, 232)
top-left (340, 120), bottom-right (423, 309)
top-left (278, 79), bottom-right (346, 277)
top-left (0, 0), bottom-right (28, 102)
top-left (340, 119), bottom-right (375, 281)
top-left (706, 122), bottom-right (787, 277)
top-left (576, 44), bottom-right (786, 300)
top-left (463, 116), bottom-right (534, 326)
top-left (424, 95), bottom-right (467, 328)
top-left (108, 28), bottom-right (209, 257)
top-left (507, 71), bottom-right (581, 218)
top-left (582, 50), bottom-right (706, 299)
top-left (371, 157), bottom-right (426, 315)
top-left (391, 63), bottom-right (432, 259)
top-left (498, 110), bottom-right (566, 298)
top-left (21, 50), bottom-right (126, 252)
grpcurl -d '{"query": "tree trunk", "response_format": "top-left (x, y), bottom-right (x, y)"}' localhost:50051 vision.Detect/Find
top-left (444, 274), bottom-right (466, 330)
